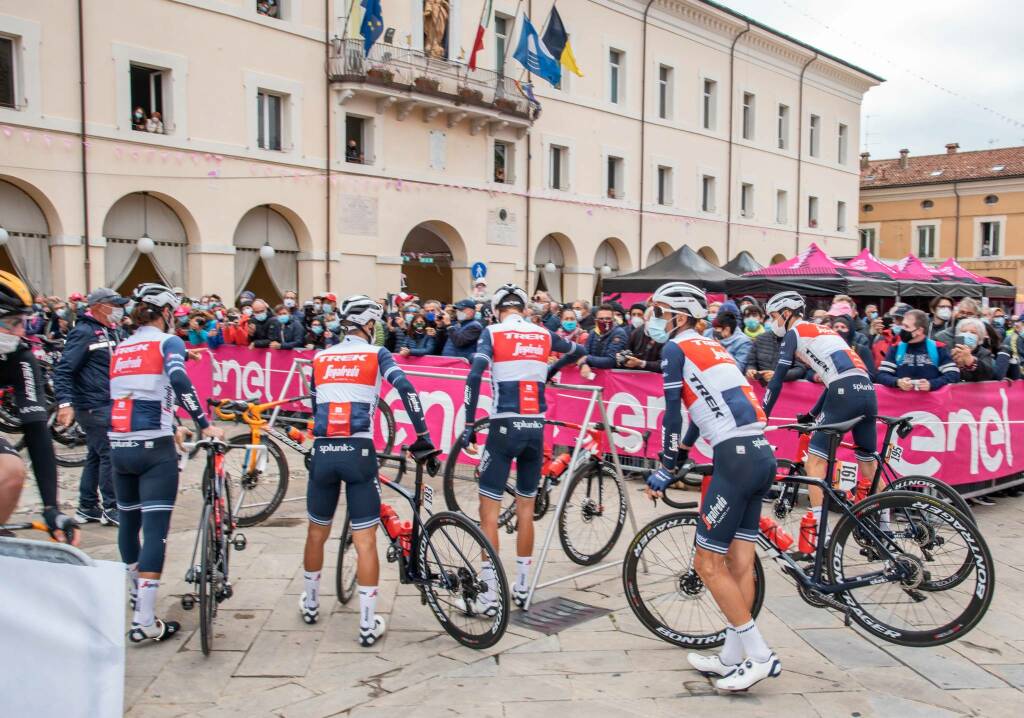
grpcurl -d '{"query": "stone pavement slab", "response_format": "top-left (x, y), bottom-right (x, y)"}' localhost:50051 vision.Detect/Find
top-left (236, 631), bottom-right (322, 677)
top-left (884, 644), bottom-right (1011, 690)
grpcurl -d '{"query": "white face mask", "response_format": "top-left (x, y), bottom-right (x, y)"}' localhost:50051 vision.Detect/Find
top-left (936, 307), bottom-right (952, 321)
top-left (0, 332), bottom-right (20, 354)
top-left (630, 316), bottom-right (644, 329)
top-left (770, 315), bottom-right (787, 338)
top-left (108, 307), bottom-right (125, 324)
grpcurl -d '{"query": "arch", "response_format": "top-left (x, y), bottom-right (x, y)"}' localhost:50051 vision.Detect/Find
top-left (103, 191), bottom-right (189, 293)
top-left (697, 245), bottom-right (720, 266)
top-left (770, 253), bottom-right (787, 265)
top-left (233, 205), bottom-right (303, 304)
top-left (594, 237), bottom-right (632, 275)
top-left (645, 241), bottom-right (672, 267)
top-left (400, 220), bottom-right (468, 304)
top-left (0, 174), bottom-right (63, 236)
top-left (0, 177), bottom-right (55, 294)
top-left (532, 232), bottom-right (578, 303)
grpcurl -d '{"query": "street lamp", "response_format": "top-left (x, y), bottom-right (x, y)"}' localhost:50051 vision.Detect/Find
top-left (260, 204), bottom-right (276, 260)
top-left (544, 261), bottom-right (556, 273)
top-left (600, 264), bottom-right (612, 276)
top-left (0, 226), bottom-right (9, 247)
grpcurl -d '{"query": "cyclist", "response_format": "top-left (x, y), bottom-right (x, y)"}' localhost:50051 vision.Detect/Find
top-left (643, 281), bottom-right (780, 691)
top-left (461, 283), bottom-right (583, 610)
top-left (761, 291), bottom-right (877, 543)
top-left (299, 294), bottom-right (435, 647)
top-left (110, 283), bottom-right (223, 644)
top-left (0, 271), bottom-right (79, 542)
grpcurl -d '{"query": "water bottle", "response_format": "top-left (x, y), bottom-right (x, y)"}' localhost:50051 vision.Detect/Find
top-left (798, 510), bottom-right (818, 555)
top-left (759, 516), bottom-right (794, 552)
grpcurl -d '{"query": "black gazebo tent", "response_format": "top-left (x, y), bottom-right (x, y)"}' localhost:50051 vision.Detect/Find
top-left (722, 251), bottom-right (763, 276)
top-left (602, 245), bottom-right (736, 292)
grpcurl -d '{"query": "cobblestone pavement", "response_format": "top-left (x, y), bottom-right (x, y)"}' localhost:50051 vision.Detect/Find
top-left (12, 442), bottom-right (1024, 718)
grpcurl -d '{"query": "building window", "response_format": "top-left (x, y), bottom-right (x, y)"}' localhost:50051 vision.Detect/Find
top-left (549, 144), bottom-right (568, 190)
top-left (257, 90), bottom-right (283, 150)
top-left (494, 140), bottom-right (513, 183)
top-left (0, 36), bottom-right (15, 109)
top-left (494, 14), bottom-right (510, 76)
top-left (777, 104), bottom-right (789, 150)
top-left (740, 182), bottom-right (754, 218)
top-left (607, 156), bottom-right (624, 199)
top-left (984, 194), bottom-right (999, 205)
top-left (345, 115), bottom-right (373, 164)
top-left (921, 199), bottom-right (934, 209)
top-left (837, 123), bottom-right (848, 164)
top-left (776, 189), bottom-right (788, 224)
top-left (608, 49), bottom-right (623, 104)
top-left (658, 65), bottom-right (672, 119)
top-left (980, 221), bottom-right (1001, 256)
top-left (702, 79), bottom-right (717, 130)
top-left (256, 1), bottom-right (282, 19)
top-left (741, 92), bottom-right (755, 140)
top-left (917, 225), bottom-right (936, 258)
top-left (701, 175), bottom-right (716, 212)
top-left (807, 195), bottom-right (819, 227)
top-left (837, 201), bottom-right (847, 232)
top-left (863, 203), bottom-right (874, 212)
top-left (130, 64), bottom-right (168, 134)
top-left (809, 114), bottom-right (820, 157)
top-left (859, 227), bottom-right (876, 253)
top-left (657, 166), bottom-right (672, 205)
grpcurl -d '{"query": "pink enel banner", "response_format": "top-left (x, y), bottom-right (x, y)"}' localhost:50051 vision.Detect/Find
top-left (186, 348), bottom-right (1022, 486)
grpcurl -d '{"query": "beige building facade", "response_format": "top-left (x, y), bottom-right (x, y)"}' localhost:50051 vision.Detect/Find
top-left (0, 0), bottom-right (880, 303)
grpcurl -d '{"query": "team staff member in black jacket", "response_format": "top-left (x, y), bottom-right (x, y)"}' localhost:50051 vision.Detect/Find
top-left (54, 287), bottom-right (128, 526)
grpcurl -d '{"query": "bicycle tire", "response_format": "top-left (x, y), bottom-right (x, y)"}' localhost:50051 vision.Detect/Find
top-left (884, 474), bottom-right (974, 525)
top-left (334, 510), bottom-right (357, 604)
top-left (558, 461), bottom-right (626, 565)
top-left (377, 402), bottom-right (396, 461)
top-left (442, 418), bottom-right (515, 526)
top-left (224, 432), bottom-right (290, 527)
top-left (0, 394), bottom-right (22, 433)
top-left (826, 491), bottom-right (994, 647)
top-left (198, 507), bottom-right (216, 655)
top-left (623, 511), bottom-right (765, 649)
top-left (49, 410), bottom-right (88, 468)
top-left (419, 511), bottom-right (510, 649)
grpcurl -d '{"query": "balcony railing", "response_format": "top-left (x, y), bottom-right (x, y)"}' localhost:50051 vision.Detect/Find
top-left (328, 38), bottom-right (531, 121)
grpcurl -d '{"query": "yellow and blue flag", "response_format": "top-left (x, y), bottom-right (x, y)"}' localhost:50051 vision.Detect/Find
top-left (541, 6), bottom-right (583, 77)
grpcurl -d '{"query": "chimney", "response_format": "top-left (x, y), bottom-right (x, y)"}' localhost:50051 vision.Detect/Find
top-left (898, 148), bottom-right (909, 169)
top-left (859, 151), bottom-right (870, 170)
top-left (946, 142), bottom-right (960, 154)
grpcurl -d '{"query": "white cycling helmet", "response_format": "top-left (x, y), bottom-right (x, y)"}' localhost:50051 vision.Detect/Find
top-left (132, 282), bottom-right (180, 311)
top-left (651, 282), bottom-right (708, 319)
top-left (338, 294), bottom-right (383, 327)
top-left (765, 291), bottom-right (805, 315)
top-left (491, 283), bottom-right (529, 313)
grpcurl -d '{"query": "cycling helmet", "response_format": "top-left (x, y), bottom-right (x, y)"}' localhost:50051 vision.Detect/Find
top-left (0, 270), bottom-right (32, 318)
top-left (651, 282), bottom-right (708, 319)
top-left (338, 294), bottom-right (383, 326)
top-left (491, 283), bottom-right (528, 313)
top-left (132, 282), bottom-right (181, 311)
top-left (765, 291), bottom-right (805, 315)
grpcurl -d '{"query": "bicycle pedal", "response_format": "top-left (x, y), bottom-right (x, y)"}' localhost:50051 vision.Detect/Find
top-left (232, 533), bottom-right (247, 551)
top-left (217, 583), bottom-right (234, 603)
top-left (184, 567), bottom-right (195, 583)
top-left (180, 593), bottom-right (195, 611)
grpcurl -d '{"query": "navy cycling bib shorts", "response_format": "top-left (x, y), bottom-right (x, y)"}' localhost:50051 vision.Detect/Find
top-left (307, 437), bottom-right (381, 531)
top-left (477, 417), bottom-right (545, 501)
top-left (808, 375), bottom-right (878, 462)
top-left (110, 436), bottom-right (179, 574)
top-left (696, 435), bottom-right (777, 554)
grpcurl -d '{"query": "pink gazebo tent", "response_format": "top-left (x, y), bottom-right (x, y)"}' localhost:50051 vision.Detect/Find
top-left (843, 249), bottom-right (897, 277)
top-left (890, 254), bottom-right (984, 298)
top-left (745, 243), bottom-right (869, 277)
top-left (890, 254), bottom-right (941, 281)
top-left (935, 258), bottom-right (997, 284)
top-left (726, 243), bottom-right (898, 296)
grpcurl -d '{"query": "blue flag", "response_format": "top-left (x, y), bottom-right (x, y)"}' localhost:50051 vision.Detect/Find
top-left (360, 0), bottom-right (384, 55)
top-left (512, 15), bottom-right (562, 87)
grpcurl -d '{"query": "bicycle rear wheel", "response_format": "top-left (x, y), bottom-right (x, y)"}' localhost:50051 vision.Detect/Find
top-left (827, 491), bottom-right (994, 647)
top-left (419, 511), bottom-right (510, 649)
top-left (622, 511), bottom-right (765, 649)
top-left (442, 419), bottom-right (515, 528)
top-left (224, 433), bottom-right (290, 526)
top-left (198, 507), bottom-right (217, 655)
top-left (883, 474), bottom-right (973, 525)
top-left (335, 510), bottom-right (357, 604)
top-left (558, 461), bottom-right (626, 565)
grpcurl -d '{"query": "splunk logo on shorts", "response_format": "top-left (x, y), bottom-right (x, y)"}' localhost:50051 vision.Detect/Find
top-left (318, 443), bottom-right (356, 454)
top-left (850, 383), bottom-right (873, 392)
top-left (751, 438), bottom-right (770, 449)
top-left (512, 419), bottom-right (543, 431)
top-left (701, 494), bottom-right (729, 530)
top-left (111, 440), bottom-right (139, 448)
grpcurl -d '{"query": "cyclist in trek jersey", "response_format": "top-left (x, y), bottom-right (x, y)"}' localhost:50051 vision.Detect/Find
top-left (299, 295), bottom-right (436, 647)
top-left (110, 283), bottom-right (224, 643)
top-left (643, 282), bottom-right (781, 691)
top-left (761, 291), bottom-right (878, 541)
top-left (461, 283), bottom-right (583, 611)
top-left (0, 271), bottom-right (78, 543)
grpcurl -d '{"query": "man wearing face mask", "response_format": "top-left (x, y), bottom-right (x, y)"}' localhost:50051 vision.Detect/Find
top-left (53, 287), bottom-right (130, 525)
top-left (283, 290), bottom-right (303, 318)
top-left (876, 309), bottom-right (959, 392)
top-left (624, 303), bottom-right (662, 371)
top-left (571, 300), bottom-right (594, 331)
top-left (579, 304), bottom-right (629, 378)
top-left (247, 298), bottom-right (274, 349)
top-left (441, 298), bottom-right (483, 361)
top-left (268, 304), bottom-right (306, 350)
top-left (928, 296), bottom-right (954, 339)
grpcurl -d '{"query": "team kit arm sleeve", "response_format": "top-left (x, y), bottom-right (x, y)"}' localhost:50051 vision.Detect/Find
top-left (463, 331), bottom-right (493, 428)
top-left (163, 336), bottom-right (210, 429)
top-left (660, 341), bottom-right (687, 471)
top-left (762, 330), bottom-right (797, 416)
top-left (379, 348), bottom-right (430, 437)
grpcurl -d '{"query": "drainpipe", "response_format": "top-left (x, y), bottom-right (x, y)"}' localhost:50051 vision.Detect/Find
top-left (77, 0), bottom-right (92, 291)
top-left (324, 0), bottom-right (332, 292)
top-left (524, 0), bottom-right (533, 288)
top-left (638, 0), bottom-right (655, 267)
top-left (953, 180), bottom-right (961, 259)
top-left (724, 21), bottom-right (750, 262)
top-left (793, 52), bottom-right (817, 254)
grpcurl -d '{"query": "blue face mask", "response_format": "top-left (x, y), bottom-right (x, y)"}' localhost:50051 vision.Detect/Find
top-left (646, 316), bottom-right (669, 344)
top-left (425, 311), bottom-right (436, 322)
top-left (744, 318), bottom-right (761, 331)
top-left (994, 317), bottom-right (1006, 328)
top-left (276, 314), bottom-right (290, 324)
top-left (56, 308), bottom-right (68, 319)
top-left (962, 333), bottom-right (978, 348)
top-left (253, 312), bottom-right (268, 322)
top-left (327, 320), bottom-right (341, 332)
top-left (561, 320), bottom-right (577, 332)
top-left (311, 325), bottom-right (324, 335)
top-left (405, 313), bottom-right (415, 323)
top-left (195, 303), bottom-right (208, 311)
top-left (869, 311), bottom-right (879, 320)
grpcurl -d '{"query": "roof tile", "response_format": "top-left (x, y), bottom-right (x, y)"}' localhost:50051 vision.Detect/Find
top-left (861, 146), bottom-right (1024, 188)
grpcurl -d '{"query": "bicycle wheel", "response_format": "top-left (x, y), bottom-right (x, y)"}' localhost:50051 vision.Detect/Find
top-left (198, 507), bottom-right (217, 655)
top-left (334, 510), bottom-right (357, 604)
top-left (622, 511), bottom-right (765, 649)
top-left (49, 410), bottom-right (88, 468)
top-left (883, 474), bottom-right (974, 525)
top-left (826, 491), bottom-right (994, 647)
top-left (419, 511), bottom-right (510, 649)
top-left (0, 393), bottom-right (21, 433)
top-left (558, 461), bottom-right (626, 565)
top-left (224, 433), bottom-right (290, 527)
top-left (442, 419), bottom-right (514, 527)
top-left (376, 402), bottom-right (396, 460)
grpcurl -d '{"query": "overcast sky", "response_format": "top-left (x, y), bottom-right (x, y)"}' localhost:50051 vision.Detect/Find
top-left (715, 0), bottom-right (1024, 159)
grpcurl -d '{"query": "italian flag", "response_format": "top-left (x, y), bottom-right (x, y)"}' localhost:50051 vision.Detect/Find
top-left (468, 0), bottom-right (493, 71)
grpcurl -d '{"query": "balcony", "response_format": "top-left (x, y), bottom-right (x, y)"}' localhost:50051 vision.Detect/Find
top-left (328, 38), bottom-right (533, 136)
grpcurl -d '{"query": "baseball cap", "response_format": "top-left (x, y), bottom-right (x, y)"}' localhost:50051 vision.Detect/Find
top-left (86, 287), bottom-right (129, 306)
top-left (474, 277), bottom-right (488, 286)
top-left (454, 299), bottom-right (476, 310)
top-left (68, 292), bottom-right (85, 302)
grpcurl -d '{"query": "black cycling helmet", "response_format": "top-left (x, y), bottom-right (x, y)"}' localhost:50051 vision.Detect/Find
top-left (0, 270), bottom-right (32, 318)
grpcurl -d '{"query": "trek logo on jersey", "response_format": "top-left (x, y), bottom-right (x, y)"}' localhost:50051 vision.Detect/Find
top-left (679, 336), bottom-right (735, 370)
top-left (492, 331), bottom-right (551, 363)
top-left (701, 494), bottom-right (729, 530)
top-left (314, 353), bottom-right (377, 384)
top-left (110, 341), bottom-right (163, 377)
top-left (688, 373), bottom-right (725, 418)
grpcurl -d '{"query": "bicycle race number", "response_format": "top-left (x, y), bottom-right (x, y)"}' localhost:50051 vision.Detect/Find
top-left (887, 443), bottom-right (903, 462)
top-left (837, 462), bottom-right (858, 492)
top-left (422, 484), bottom-right (434, 512)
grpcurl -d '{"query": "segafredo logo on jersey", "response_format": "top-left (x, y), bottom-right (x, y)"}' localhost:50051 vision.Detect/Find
top-left (314, 352), bottom-right (377, 384)
top-left (512, 343), bottom-right (545, 358)
top-left (493, 330), bottom-right (550, 362)
top-left (111, 341), bottom-right (163, 376)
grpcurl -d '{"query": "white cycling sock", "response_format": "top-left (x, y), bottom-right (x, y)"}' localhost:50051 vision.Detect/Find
top-left (303, 571), bottom-right (321, 608)
top-left (735, 618), bottom-right (772, 662)
top-left (358, 585), bottom-right (378, 630)
top-left (515, 556), bottom-right (532, 590)
top-left (811, 506), bottom-right (832, 541)
top-left (720, 624), bottom-right (743, 665)
top-left (134, 578), bottom-right (159, 627)
top-left (127, 562), bottom-right (139, 603)
top-left (480, 560), bottom-right (497, 602)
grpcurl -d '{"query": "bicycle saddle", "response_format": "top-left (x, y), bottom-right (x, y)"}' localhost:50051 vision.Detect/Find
top-left (218, 400), bottom-right (251, 413)
top-left (779, 416), bottom-right (864, 435)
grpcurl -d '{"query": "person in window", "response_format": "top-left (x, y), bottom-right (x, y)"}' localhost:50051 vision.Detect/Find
top-left (146, 111), bottom-right (164, 134)
top-left (257, 0), bottom-right (279, 18)
top-left (876, 309), bottom-right (959, 391)
top-left (494, 167), bottom-right (506, 183)
top-left (950, 317), bottom-right (994, 382)
top-left (578, 304), bottom-right (628, 379)
top-left (928, 295), bottom-right (954, 339)
top-left (268, 303), bottom-right (305, 349)
top-left (623, 304), bottom-right (662, 372)
top-left (346, 139), bottom-right (363, 164)
top-left (441, 299), bottom-right (483, 361)
top-left (132, 106), bottom-right (147, 130)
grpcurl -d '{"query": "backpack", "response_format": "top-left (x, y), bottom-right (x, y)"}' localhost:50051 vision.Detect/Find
top-left (894, 338), bottom-right (938, 367)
